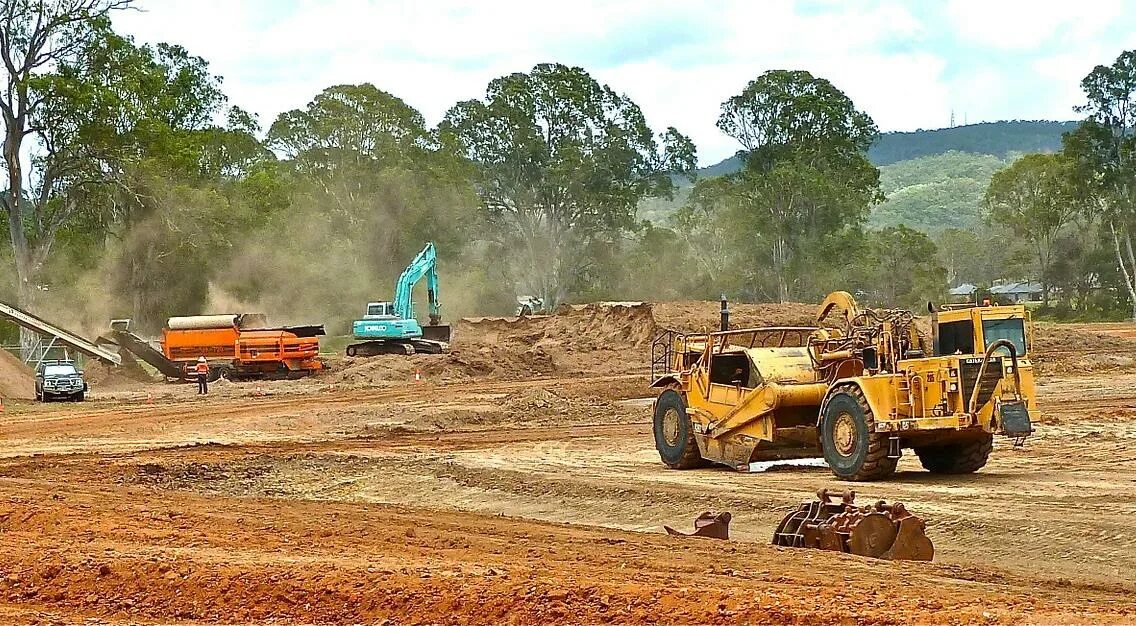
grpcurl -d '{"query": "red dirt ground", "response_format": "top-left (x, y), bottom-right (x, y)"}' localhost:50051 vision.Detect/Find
top-left (0, 301), bottom-right (1133, 624)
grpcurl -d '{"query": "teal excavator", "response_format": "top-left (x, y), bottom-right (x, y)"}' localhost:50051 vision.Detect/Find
top-left (346, 242), bottom-right (452, 356)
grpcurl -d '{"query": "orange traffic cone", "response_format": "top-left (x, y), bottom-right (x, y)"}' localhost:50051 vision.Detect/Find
top-left (0, 397), bottom-right (6, 412)
top-left (414, 369), bottom-right (422, 384)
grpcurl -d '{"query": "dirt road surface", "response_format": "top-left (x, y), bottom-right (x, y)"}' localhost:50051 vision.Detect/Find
top-left (0, 305), bottom-right (1134, 624)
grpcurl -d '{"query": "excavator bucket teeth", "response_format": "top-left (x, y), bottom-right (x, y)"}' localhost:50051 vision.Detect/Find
top-left (847, 513), bottom-right (899, 559)
top-left (421, 324), bottom-right (452, 343)
top-left (664, 511), bottom-right (731, 540)
top-left (882, 517), bottom-right (935, 561)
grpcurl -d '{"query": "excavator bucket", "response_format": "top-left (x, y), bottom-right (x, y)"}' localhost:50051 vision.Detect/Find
top-left (882, 507), bottom-right (935, 561)
top-left (772, 489), bottom-right (933, 561)
top-left (421, 324), bottom-right (451, 343)
top-left (664, 511), bottom-right (731, 540)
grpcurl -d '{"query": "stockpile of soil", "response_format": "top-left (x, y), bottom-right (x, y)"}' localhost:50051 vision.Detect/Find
top-left (457, 300), bottom-right (817, 352)
top-left (324, 300), bottom-right (822, 384)
top-left (453, 302), bottom-right (657, 376)
top-left (459, 302), bottom-right (657, 350)
top-left (652, 301), bottom-right (816, 332)
top-left (546, 303), bottom-right (658, 348)
top-left (454, 300), bottom-right (818, 376)
top-left (1031, 323), bottom-right (1136, 374)
top-left (0, 349), bottom-right (35, 400)
top-left (328, 344), bottom-right (556, 386)
top-left (84, 350), bottom-right (156, 388)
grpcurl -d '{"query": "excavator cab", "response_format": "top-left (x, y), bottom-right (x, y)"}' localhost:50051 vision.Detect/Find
top-left (365, 302), bottom-right (398, 319)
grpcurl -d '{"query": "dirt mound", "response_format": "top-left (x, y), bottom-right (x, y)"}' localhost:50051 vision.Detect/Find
top-left (0, 349), bottom-right (34, 400)
top-left (327, 344), bottom-right (556, 386)
top-left (1033, 322), bottom-right (1136, 353)
top-left (451, 300), bottom-right (822, 377)
top-left (459, 302), bottom-right (657, 350)
top-left (84, 351), bottom-right (156, 389)
top-left (652, 301), bottom-right (816, 332)
top-left (1031, 323), bottom-right (1136, 374)
top-left (325, 300), bottom-right (824, 384)
top-left (454, 302), bottom-right (657, 376)
top-left (548, 302), bottom-right (657, 348)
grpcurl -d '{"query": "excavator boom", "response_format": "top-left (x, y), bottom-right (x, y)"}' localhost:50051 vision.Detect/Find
top-left (392, 243), bottom-right (444, 327)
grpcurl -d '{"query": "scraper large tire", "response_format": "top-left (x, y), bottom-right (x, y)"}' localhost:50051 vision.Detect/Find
top-left (820, 385), bottom-right (897, 481)
top-left (914, 434), bottom-right (992, 474)
top-left (653, 390), bottom-right (706, 469)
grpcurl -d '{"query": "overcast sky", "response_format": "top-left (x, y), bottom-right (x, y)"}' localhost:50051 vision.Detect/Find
top-left (114, 0), bottom-right (1136, 166)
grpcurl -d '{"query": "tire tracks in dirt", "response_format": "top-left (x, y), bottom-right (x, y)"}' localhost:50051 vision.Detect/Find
top-left (0, 374), bottom-right (647, 448)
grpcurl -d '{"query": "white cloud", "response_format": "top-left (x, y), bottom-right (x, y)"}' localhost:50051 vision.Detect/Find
top-left (944, 0), bottom-right (1123, 51)
top-left (944, 0), bottom-right (1067, 50)
top-left (113, 0), bottom-right (1136, 166)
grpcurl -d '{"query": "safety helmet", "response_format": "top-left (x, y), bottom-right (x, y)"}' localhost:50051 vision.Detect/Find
top-left (198, 356), bottom-right (207, 362)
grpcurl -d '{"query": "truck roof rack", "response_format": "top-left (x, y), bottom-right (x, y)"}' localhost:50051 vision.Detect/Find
top-left (39, 359), bottom-right (76, 366)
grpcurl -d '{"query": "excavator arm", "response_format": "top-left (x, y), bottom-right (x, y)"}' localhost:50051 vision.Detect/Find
top-left (425, 256), bottom-right (442, 326)
top-left (392, 242), bottom-right (450, 342)
top-left (393, 242), bottom-right (443, 325)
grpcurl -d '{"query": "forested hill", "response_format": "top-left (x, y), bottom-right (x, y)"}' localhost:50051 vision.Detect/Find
top-left (697, 120), bottom-right (1078, 175)
top-left (868, 120), bottom-right (1078, 165)
top-left (644, 120), bottom-right (1082, 232)
top-left (868, 151), bottom-right (1007, 231)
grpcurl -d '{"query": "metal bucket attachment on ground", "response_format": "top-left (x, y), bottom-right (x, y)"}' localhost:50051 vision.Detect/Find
top-left (664, 511), bottom-right (731, 540)
top-left (421, 324), bottom-right (452, 343)
top-left (772, 488), bottom-right (933, 561)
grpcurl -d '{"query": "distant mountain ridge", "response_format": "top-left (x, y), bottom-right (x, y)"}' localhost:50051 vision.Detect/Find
top-left (644, 120), bottom-right (1082, 232)
top-left (697, 119), bottom-right (1079, 177)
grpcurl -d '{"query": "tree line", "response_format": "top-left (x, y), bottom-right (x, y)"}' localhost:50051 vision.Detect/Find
top-left (2, 1), bottom-right (1135, 344)
top-left (0, 1), bottom-right (695, 337)
top-left (977, 51), bottom-right (1136, 320)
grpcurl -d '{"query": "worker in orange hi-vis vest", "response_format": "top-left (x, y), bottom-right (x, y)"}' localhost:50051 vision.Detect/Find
top-left (194, 356), bottom-right (209, 395)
